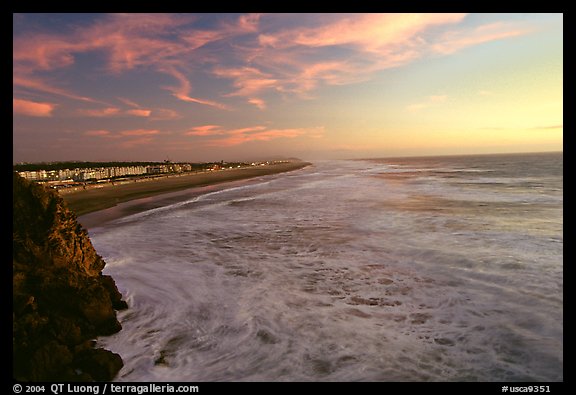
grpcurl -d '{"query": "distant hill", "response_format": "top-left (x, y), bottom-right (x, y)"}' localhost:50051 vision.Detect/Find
top-left (13, 173), bottom-right (127, 381)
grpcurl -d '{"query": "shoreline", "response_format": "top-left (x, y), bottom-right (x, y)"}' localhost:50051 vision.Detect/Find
top-left (63, 161), bottom-right (311, 229)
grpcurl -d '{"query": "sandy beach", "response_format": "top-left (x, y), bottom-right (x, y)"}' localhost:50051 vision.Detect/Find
top-left (63, 161), bottom-right (310, 228)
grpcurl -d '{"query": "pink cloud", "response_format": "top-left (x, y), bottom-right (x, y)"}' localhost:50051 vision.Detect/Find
top-left (432, 22), bottom-right (535, 55)
top-left (149, 108), bottom-right (181, 120)
top-left (242, 14), bottom-right (536, 98)
top-left (214, 126), bottom-right (322, 147)
top-left (78, 106), bottom-right (167, 119)
top-left (16, 14), bottom-right (254, 112)
top-left (176, 94), bottom-right (230, 110)
top-left (227, 126), bottom-right (268, 135)
top-left (186, 124), bottom-right (324, 147)
top-left (181, 29), bottom-right (226, 50)
top-left (162, 67), bottom-right (230, 110)
top-left (78, 107), bottom-right (121, 117)
top-left (13, 13), bottom-right (538, 121)
top-left (13, 13), bottom-right (218, 107)
top-left (178, 13), bottom-right (261, 52)
top-left (84, 128), bottom-right (164, 142)
top-left (77, 106), bottom-right (151, 118)
top-left (117, 97), bottom-right (141, 108)
top-left (236, 14), bottom-right (262, 33)
top-left (79, 13), bottom-right (196, 73)
top-left (13, 13), bottom-right (260, 78)
top-left (288, 60), bottom-right (366, 94)
top-left (185, 125), bottom-right (224, 136)
top-left (120, 129), bottom-right (160, 136)
top-left (215, 67), bottom-right (278, 97)
top-left (264, 14), bottom-right (467, 52)
top-left (248, 98), bottom-right (267, 109)
top-left (13, 34), bottom-right (82, 71)
top-left (84, 130), bottom-right (112, 137)
top-left (116, 97), bottom-right (180, 120)
top-left (13, 98), bottom-right (57, 117)
top-left (13, 74), bottom-right (102, 104)
top-left (212, 66), bottom-right (277, 108)
top-left (126, 109), bottom-right (152, 117)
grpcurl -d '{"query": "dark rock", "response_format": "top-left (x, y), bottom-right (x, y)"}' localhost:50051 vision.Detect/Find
top-left (77, 281), bottom-right (121, 335)
top-left (13, 173), bottom-right (127, 381)
top-left (75, 348), bottom-right (124, 382)
top-left (29, 341), bottom-right (74, 381)
top-left (101, 275), bottom-right (129, 310)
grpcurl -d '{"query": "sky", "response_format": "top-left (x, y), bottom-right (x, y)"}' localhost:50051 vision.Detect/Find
top-left (13, 13), bottom-right (563, 163)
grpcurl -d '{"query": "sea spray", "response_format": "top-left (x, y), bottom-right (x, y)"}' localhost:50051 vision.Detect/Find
top-left (92, 153), bottom-right (562, 381)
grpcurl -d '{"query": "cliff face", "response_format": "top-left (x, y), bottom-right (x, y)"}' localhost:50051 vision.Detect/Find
top-left (13, 173), bottom-right (127, 381)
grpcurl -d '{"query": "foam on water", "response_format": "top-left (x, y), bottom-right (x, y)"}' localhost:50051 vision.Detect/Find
top-left (91, 154), bottom-right (563, 381)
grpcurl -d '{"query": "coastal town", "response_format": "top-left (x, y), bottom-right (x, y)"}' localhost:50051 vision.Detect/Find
top-left (14, 160), bottom-right (291, 192)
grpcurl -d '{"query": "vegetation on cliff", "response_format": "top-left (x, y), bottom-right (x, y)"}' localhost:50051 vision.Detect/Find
top-left (13, 173), bottom-right (127, 381)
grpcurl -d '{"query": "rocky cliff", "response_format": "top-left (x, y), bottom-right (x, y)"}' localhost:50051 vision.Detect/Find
top-left (13, 173), bottom-right (128, 381)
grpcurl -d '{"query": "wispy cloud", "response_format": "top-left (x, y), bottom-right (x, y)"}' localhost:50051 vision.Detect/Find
top-left (213, 127), bottom-right (322, 147)
top-left (230, 13), bottom-right (535, 100)
top-left (431, 22), bottom-right (535, 55)
top-left (13, 75), bottom-right (103, 104)
top-left (84, 128), bottom-right (161, 137)
top-left (479, 124), bottom-right (563, 131)
top-left (13, 98), bottom-right (57, 117)
top-left (77, 106), bottom-right (154, 118)
top-left (259, 13), bottom-right (467, 51)
top-left (212, 66), bottom-right (278, 109)
top-left (116, 97), bottom-right (181, 120)
top-left (185, 124), bottom-right (324, 147)
top-left (185, 125), bottom-right (224, 136)
top-left (238, 14), bottom-right (469, 97)
top-left (83, 128), bottom-right (162, 149)
top-left (77, 107), bottom-right (121, 117)
top-left (530, 124), bottom-right (563, 130)
top-left (84, 129), bottom-right (112, 137)
top-left (13, 12), bottom-right (260, 75)
top-left (126, 109), bottom-right (152, 117)
top-left (120, 129), bottom-right (160, 136)
top-left (248, 98), bottom-right (267, 110)
top-left (13, 13), bottom-right (228, 110)
top-left (149, 108), bottom-right (181, 121)
top-left (117, 97), bottom-right (141, 108)
top-left (162, 67), bottom-right (231, 110)
top-left (177, 95), bottom-right (231, 110)
top-left (84, 125), bottom-right (325, 148)
top-left (13, 13), bottom-right (536, 114)
top-left (77, 104), bottom-right (177, 119)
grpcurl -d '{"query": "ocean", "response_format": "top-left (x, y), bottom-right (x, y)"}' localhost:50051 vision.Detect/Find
top-left (89, 152), bottom-right (563, 382)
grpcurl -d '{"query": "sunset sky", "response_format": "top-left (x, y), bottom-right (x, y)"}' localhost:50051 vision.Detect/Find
top-left (13, 13), bottom-right (563, 163)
